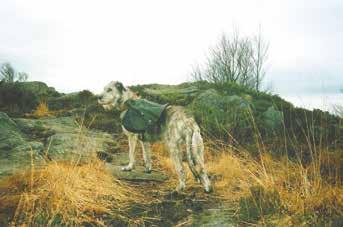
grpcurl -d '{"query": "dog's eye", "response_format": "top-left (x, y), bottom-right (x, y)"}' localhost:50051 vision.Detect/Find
top-left (107, 88), bottom-right (112, 92)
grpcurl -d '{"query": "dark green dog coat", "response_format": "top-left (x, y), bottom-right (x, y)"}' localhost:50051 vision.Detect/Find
top-left (121, 99), bottom-right (169, 138)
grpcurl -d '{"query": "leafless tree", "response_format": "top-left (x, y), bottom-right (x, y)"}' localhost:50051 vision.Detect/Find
top-left (18, 72), bottom-right (29, 81)
top-left (0, 62), bottom-right (29, 82)
top-left (333, 105), bottom-right (343, 117)
top-left (251, 28), bottom-right (269, 91)
top-left (192, 29), bottom-right (269, 91)
top-left (0, 63), bottom-right (15, 82)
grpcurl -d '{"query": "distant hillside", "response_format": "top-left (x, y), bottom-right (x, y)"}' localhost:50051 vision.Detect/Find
top-left (1, 80), bottom-right (341, 156)
top-left (131, 81), bottom-right (342, 152)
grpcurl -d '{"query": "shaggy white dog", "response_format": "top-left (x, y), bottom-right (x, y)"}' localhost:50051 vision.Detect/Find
top-left (98, 81), bottom-right (212, 193)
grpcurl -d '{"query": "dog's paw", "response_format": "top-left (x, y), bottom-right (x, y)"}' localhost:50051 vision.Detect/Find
top-left (121, 165), bottom-right (133, 171)
top-left (144, 167), bottom-right (152, 174)
top-left (204, 184), bottom-right (213, 194)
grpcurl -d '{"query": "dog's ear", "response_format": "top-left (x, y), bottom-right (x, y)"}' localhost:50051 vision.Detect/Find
top-left (115, 82), bottom-right (126, 93)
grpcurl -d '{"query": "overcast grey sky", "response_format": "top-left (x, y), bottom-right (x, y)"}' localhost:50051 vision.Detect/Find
top-left (0, 0), bottom-right (342, 96)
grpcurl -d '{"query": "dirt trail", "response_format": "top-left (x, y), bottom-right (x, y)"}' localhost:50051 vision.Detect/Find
top-left (102, 151), bottom-right (236, 226)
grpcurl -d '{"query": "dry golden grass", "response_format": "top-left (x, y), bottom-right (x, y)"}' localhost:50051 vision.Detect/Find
top-left (150, 135), bottom-right (343, 222)
top-left (33, 101), bottom-right (53, 117)
top-left (207, 151), bottom-right (257, 201)
top-left (151, 143), bottom-right (179, 190)
top-left (0, 159), bottom-right (142, 226)
top-left (151, 143), bottom-right (205, 191)
top-left (259, 153), bottom-right (343, 218)
top-left (1, 141), bottom-right (340, 226)
top-left (25, 101), bottom-right (55, 118)
top-left (206, 147), bottom-right (343, 223)
top-left (1, 109), bottom-right (341, 226)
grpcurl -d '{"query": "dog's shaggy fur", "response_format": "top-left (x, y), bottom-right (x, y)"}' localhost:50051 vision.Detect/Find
top-left (98, 81), bottom-right (212, 193)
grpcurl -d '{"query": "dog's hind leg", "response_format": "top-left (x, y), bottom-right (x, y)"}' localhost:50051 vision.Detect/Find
top-left (140, 141), bottom-right (152, 173)
top-left (191, 129), bottom-right (213, 193)
top-left (169, 143), bottom-right (186, 192)
top-left (186, 132), bottom-right (201, 183)
top-left (122, 134), bottom-right (137, 171)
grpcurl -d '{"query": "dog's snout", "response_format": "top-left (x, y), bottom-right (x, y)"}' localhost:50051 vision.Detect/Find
top-left (97, 95), bottom-right (103, 100)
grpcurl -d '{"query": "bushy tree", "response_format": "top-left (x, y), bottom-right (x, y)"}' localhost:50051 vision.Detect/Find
top-left (0, 82), bottom-right (39, 116)
top-left (192, 29), bottom-right (268, 91)
top-left (0, 62), bottom-right (29, 82)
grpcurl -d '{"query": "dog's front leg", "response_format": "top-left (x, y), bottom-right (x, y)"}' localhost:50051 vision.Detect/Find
top-left (140, 141), bottom-right (152, 173)
top-left (122, 135), bottom-right (137, 171)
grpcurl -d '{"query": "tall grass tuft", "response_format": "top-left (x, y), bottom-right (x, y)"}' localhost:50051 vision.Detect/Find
top-left (205, 144), bottom-right (343, 224)
top-left (25, 100), bottom-right (55, 118)
top-left (0, 158), bottom-right (142, 226)
top-left (0, 114), bottom-right (144, 226)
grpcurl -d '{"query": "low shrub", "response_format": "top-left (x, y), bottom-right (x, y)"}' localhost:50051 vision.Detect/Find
top-left (0, 82), bottom-right (39, 116)
top-left (191, 89), bottom-right (253, 143)
top-left (83, 104), bottom-right (122, 133)
top-left (47, 90), bottom-right (96, 110)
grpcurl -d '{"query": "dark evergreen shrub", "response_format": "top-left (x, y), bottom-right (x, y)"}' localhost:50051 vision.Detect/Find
top-left (0, 82), bottom-right (39, 116)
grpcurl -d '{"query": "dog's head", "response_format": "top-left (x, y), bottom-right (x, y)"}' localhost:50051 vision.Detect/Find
top-left (98, 81), bottom-right (127, 110)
